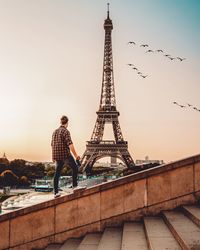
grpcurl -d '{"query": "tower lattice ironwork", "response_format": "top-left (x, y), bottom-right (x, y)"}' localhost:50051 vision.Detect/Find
top-left (81, 4), bottom-right (135, 173)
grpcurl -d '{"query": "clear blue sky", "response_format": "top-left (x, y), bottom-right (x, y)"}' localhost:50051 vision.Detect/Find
top-left (0, 0), bottom-right (199, 162)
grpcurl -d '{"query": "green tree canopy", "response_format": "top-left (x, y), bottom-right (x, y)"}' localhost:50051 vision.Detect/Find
top-left (1, 170), bottom-right (19, 187)
top-left (9, 160), bottom-right (45, 180)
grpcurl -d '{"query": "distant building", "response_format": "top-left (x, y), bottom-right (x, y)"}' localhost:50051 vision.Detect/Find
top-left (135, 156), bottom-right (164, 165)
top-left (25, 161), bottom-right (54, 169)
top-left (0, 152), bottom-right (9, 165)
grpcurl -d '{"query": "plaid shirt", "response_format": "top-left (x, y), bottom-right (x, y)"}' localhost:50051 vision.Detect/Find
top-left (51, 126), bottom-right (73, 161)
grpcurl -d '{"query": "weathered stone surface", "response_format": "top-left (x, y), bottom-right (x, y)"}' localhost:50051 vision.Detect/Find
top-left (144, 217), bottom-right (181, 249)
top-left (0, 220), bottom-right (9, 249)
top-left (10, 207), bottom-right (54, 247)
top-left (148, 166), bottom-right (194, 206)
top-left (77, 193), bottom-right (100, 226)
top-left (122, 222), bottom-right (148, 250)
top-left (163, 211), bottom-right (200, 249)
top-left (100, 185), bottom-right (124, 220)
top-left (124, 179), bottom-right (146, 213)
top-left (182, 205), bottom-right (200, 227)
top-left (55, 222), bottom-right (101, 244)
top-left (10, 235), bottom-right (54, 250)
top-left (171, 165), bottom-right (193, 198)
top-left (97, 227), bottom-right (122, 250)
top-left (195, 162), bottom-right (200, 191)
top-left (146, 194), bottom-right (195, 216)
top-left (56, 190), bottom-right (101, 234)
top-left (77, 233), bottom-right (102, 250)
top-left (60, 238), bottom-right (82, 250)
top-left (1, 154), bottom-right (200, 249)
top-left (55, 199), bottom-right (78, 233)
top-left (147, 171), bottom-right (171, 205)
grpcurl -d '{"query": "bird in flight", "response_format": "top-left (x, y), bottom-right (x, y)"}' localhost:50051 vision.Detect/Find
top-left (145, 50), bottom-right (154, 53)
top-left (168, 57), bottom-right (176, 60)
top-left (193, 107), bottom-right (200, 112)
top-left (140, 44), bottom-right (149, 47)
top-left (140, 75), bottom-right (148, 78)
top-left (164, 54), bottom-right (171, 57)
top-left (174, 102), bottom-right (200, 112)
top-left (127, 63), bottom-right (134, 66)
top-left (132, 67), bottom-right (138, 70)
top-left (156, 49), bottom-right (163, 53)
top-left (128, 41), bottom-right (136, 45)
top-left (137, 72), bottom-right (142, 75)
top-left (177, 57), bottom-right (186, 61)
top-left (173, 102), bottom-right (186, 108)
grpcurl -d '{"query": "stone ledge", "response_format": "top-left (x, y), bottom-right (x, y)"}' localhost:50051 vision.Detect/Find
top-left (0, 154), bottom-right (199, 223)
top-left (0, 153), bottom-right (200, 250)
top-left (7, 191), bottom-right (198, 248)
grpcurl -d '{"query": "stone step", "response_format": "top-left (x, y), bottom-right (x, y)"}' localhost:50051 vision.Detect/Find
top-left (163, 211), bottom-right (200, 249)
top-left (121, 222), bottom-right (148, 250)
top-left (45, 244), bottom-right (62, 250)
top-left (144, 217), bottom-right (181, 250)
top-left (182, 205), bottom-right (200, 228)
top-left (77, 233), bottom-right (102, 250)
top-left (97, 227), bottom-right (122, 250)
top-left (59, 238), bottom-right (82, 250)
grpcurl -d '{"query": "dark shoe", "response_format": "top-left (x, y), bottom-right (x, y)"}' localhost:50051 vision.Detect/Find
top-left (54, 193), bottom-right (61, 198)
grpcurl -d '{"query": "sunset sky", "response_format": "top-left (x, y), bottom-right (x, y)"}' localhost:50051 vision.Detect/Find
top-left (0, 0), bottom-right (199, 163)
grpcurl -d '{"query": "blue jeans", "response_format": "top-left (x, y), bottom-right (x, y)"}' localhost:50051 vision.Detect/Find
top-left (53, 155), bottom-right (78, 194)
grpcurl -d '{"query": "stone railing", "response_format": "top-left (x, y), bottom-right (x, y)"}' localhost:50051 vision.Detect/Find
top-left (0, 154), bottom-right (200, 250)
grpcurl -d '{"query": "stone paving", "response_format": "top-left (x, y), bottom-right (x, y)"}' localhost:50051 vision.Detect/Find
top-left (1, 188), bottom-right (73, 214)
top-left (0, 177), bottom-right (107, 215)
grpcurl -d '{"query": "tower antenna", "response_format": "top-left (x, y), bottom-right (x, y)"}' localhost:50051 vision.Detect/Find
top-left (107, 3), bottom-right (110, 18)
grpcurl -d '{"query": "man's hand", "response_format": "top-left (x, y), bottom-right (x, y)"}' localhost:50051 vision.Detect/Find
top-left (76, 157), bottom-right (81, 167)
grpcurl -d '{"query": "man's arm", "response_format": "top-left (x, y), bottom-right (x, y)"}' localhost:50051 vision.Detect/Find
top-left (69, 144), bottom-right (80, 160)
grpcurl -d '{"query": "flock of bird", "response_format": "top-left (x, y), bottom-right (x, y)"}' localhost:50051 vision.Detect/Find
top-left (127, 42), bottom-right (186, 78)
top-left (127, 41), bottom-right (186, 62)
top-left (173, 102), bottom-right (200, 112)
top-left (127, 63), bottom-right (148, 78)
top-left (126, 41), bottom-right (199, 115)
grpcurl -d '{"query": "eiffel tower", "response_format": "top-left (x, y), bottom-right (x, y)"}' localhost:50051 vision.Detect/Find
top-left (81, 4), bottom-right (135, 173)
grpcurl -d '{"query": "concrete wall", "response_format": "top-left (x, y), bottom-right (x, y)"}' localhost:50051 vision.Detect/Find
top-left (0, 154), bottom-right (200, 250)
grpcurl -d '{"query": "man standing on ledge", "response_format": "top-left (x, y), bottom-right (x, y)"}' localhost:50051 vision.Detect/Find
top-left (51, 115), bottom-right (80, 198)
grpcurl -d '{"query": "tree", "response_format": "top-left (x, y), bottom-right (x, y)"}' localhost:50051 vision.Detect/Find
top-left (9, 160), bottom-right (45, 181)
top-left (19, 176), bottom-right (30, 187)
top-left (0, 174), bottom-right (2, 187)
top-left (0, 163), bottom-right (10, 175)
top-left (46, 165), bottom-right (55, 177)
top-left (61, 166), bottom-right (71, 176)
top-left (9, 159), bottom-right (26, 177)
top-left (1, 170), bottom-right (19, 187)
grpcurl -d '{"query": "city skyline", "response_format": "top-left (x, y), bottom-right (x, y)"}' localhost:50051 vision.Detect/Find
top-left (0, 0), bottom-right (199, 163)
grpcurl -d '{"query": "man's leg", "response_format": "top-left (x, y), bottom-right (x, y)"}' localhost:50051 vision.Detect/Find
top-left (67, 155), bottom-right (78, 187)
top-left (53, 160), bottom-right (63, 194)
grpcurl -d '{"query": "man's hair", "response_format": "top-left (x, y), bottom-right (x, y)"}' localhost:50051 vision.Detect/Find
top-left (60, 115), bottom-right (68, 125)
